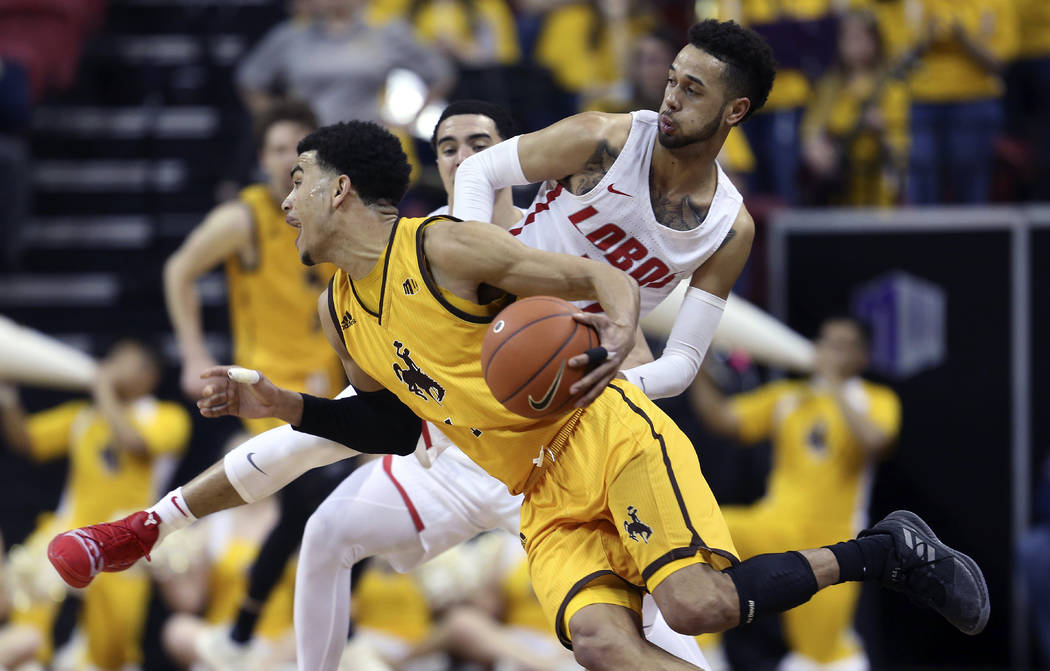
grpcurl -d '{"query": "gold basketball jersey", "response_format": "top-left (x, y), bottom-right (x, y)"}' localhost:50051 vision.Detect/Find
top-left (227, 185), bottom-right (343, 394)
top-left (329, 216), bottom-right (576, 494)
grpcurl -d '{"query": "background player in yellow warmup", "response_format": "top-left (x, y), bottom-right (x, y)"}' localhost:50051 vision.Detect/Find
top-left (692, 316), bottom-right (901, 670)
top-left (0, 340), bottom-right (190, 670)
top-left (163, 98), bottom-right (357, 663)
top-left (164, 99), bottom-right (344, 420)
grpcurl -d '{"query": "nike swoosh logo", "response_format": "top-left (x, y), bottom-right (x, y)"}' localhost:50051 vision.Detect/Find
top-left (171, 496), bottom-right (186, 516)
top-left (607, 184), bottom-right (632, 197)
top-left (528, 360), bottom-right (566, 411)
top-left (246, 452), bottom-right (267, 475)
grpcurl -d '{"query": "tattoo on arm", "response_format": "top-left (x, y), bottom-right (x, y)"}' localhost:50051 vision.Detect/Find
top-left (716, 228), bottom-right (737, 251)
top-left (560, 140), bottom-right (620, 196)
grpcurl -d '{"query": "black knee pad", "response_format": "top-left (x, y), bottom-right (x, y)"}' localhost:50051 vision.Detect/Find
top-left (725, 551), bottom-right (819, 624)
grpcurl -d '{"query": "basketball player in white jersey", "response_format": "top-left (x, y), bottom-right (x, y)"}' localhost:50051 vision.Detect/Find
top-left (451, 20), bottom-right (771, 400)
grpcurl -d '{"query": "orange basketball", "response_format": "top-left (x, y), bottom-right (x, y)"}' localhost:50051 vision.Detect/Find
top-left (481, 296), bottom-right (599, 419)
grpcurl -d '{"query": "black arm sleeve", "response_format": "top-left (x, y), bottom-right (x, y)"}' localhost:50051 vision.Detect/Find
top-left (292, 389), bottom-right (419, 456)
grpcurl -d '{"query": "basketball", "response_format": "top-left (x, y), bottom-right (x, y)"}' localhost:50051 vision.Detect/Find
top-left (481, 296), bottom-right (599, 419)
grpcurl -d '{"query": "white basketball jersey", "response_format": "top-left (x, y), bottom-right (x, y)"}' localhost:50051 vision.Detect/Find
top-left (511, 110), bottom-right (742, 316)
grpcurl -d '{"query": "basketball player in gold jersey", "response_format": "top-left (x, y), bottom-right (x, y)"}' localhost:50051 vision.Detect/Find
top-left (692, 316), bottom-right (901, 670)
top-left (163, 99), bottom-right (344, 424)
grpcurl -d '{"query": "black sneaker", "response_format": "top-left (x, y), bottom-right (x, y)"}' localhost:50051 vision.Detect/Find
top-left (859, 510), bottom-right (990, 635)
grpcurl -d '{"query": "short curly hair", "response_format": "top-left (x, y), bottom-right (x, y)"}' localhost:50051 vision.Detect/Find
top-left (688, 19), bottom-right (777, 123)
top-left (430, 100), bottom-right (518, 150)
top-left (297, 121), bottom-right (411, 206)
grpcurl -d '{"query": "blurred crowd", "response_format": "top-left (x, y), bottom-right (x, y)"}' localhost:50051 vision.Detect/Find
top-left (0, 0), bottom-right (1048, 220)
top-left (217, 0), bottom-right (1050, 208)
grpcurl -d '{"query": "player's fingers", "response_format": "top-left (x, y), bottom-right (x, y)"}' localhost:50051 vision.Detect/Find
top-left (199, 365), bottom-right (234, 380)
top-left (196, 390), bottom-right (229, 409)
top-left (227, 367), bottom-right (261, 385)
top-left (568, 347), bottom-right (614, 369)
top-left (196, 394), bottom-right (230, 414)
top-left (569, 360), bottom-right (616, 397)
top-left (572, 312), bottom-right (610, 328)
top-left (572, 368), bottom-right (618, 407)
top-left (197, 401), bottom-right (230, 418)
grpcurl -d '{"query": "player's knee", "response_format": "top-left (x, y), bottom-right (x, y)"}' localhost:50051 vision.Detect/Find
top-left (659, 585), bottom-right (738, 635)
top-left (302, 506), bottom-right (345, 563)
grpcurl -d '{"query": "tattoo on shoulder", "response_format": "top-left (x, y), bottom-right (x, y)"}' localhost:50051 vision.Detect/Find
top-left (716, 228), bottom-right (737, 251)
top-left (651, 193), bottom-right (710, 232)
top-left (560, 140), bottom-right (619, 196)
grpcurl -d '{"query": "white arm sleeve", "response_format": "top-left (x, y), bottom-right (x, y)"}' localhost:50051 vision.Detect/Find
top-left (224, 385), bottom-right (359, 503)
top-left (451, 135), bottom-right (528, 222)
top-left (621, 288), bottom-right (726, 399)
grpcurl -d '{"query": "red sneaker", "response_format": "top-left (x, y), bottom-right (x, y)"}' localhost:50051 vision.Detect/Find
top-left (47, 511), bottom-right (160, 588)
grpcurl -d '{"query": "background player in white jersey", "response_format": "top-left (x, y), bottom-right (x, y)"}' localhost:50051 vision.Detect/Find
top-left (295, 99), bottom-right (707, 670)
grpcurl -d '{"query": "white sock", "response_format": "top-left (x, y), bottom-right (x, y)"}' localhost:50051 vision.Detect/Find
top-left (146, 487), bottom-right (197, 546)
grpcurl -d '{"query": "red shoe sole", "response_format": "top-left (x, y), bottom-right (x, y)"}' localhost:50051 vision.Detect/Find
top-left (47, 534), bottom-right (93, 589)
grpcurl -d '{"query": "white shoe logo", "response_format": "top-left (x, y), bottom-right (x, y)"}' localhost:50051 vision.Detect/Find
top-left (144, 512), bottom-right (158, 526)
top-left (71, 531), bottom-right (104, 574)
top-left (903, 527), bottom-right (935, 562)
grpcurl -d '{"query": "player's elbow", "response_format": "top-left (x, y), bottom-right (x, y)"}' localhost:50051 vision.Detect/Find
top-left (458, 151), bottom-right (486, 179)
top-left (162, 252), bottom-right (192, 291)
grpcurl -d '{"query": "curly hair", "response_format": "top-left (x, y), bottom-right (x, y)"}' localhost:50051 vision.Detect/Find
top-left (688, 19), bottom-right (777, 123)
top-left (253, 99), bottom-right (318, 150)
top-left (298, 121), bottom-right (411, 206)
top-left (430, 99), bottom-right (518, 149)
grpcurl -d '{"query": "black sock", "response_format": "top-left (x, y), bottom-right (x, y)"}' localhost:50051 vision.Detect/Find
top-left (230, 602), bottom-right (262, 644)
top-left (726, 551), bottom-right (820, 625)
top-left (825, 535), bottom-right (894, 583)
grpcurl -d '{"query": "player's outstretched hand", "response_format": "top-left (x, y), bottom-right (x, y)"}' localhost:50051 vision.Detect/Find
top-left (196, 366), bottom-right (290, 420)
top-left (567, 312), bottom-right (633, 407)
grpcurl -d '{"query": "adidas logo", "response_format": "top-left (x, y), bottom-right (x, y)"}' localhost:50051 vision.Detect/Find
top-left (403, 278), bottom-right (419, 295)
top-left (144, 513), bottom-right (158, 526)
top-left (902, 527), bottom-right (935, 562)
top-left (340, 311), bottom-right (356, 329)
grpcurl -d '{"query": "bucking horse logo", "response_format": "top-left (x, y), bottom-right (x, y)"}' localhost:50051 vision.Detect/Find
top-left (392, 341), bottom-right (445, 404)
top-left (624, 506), bottom-right (653, 544)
